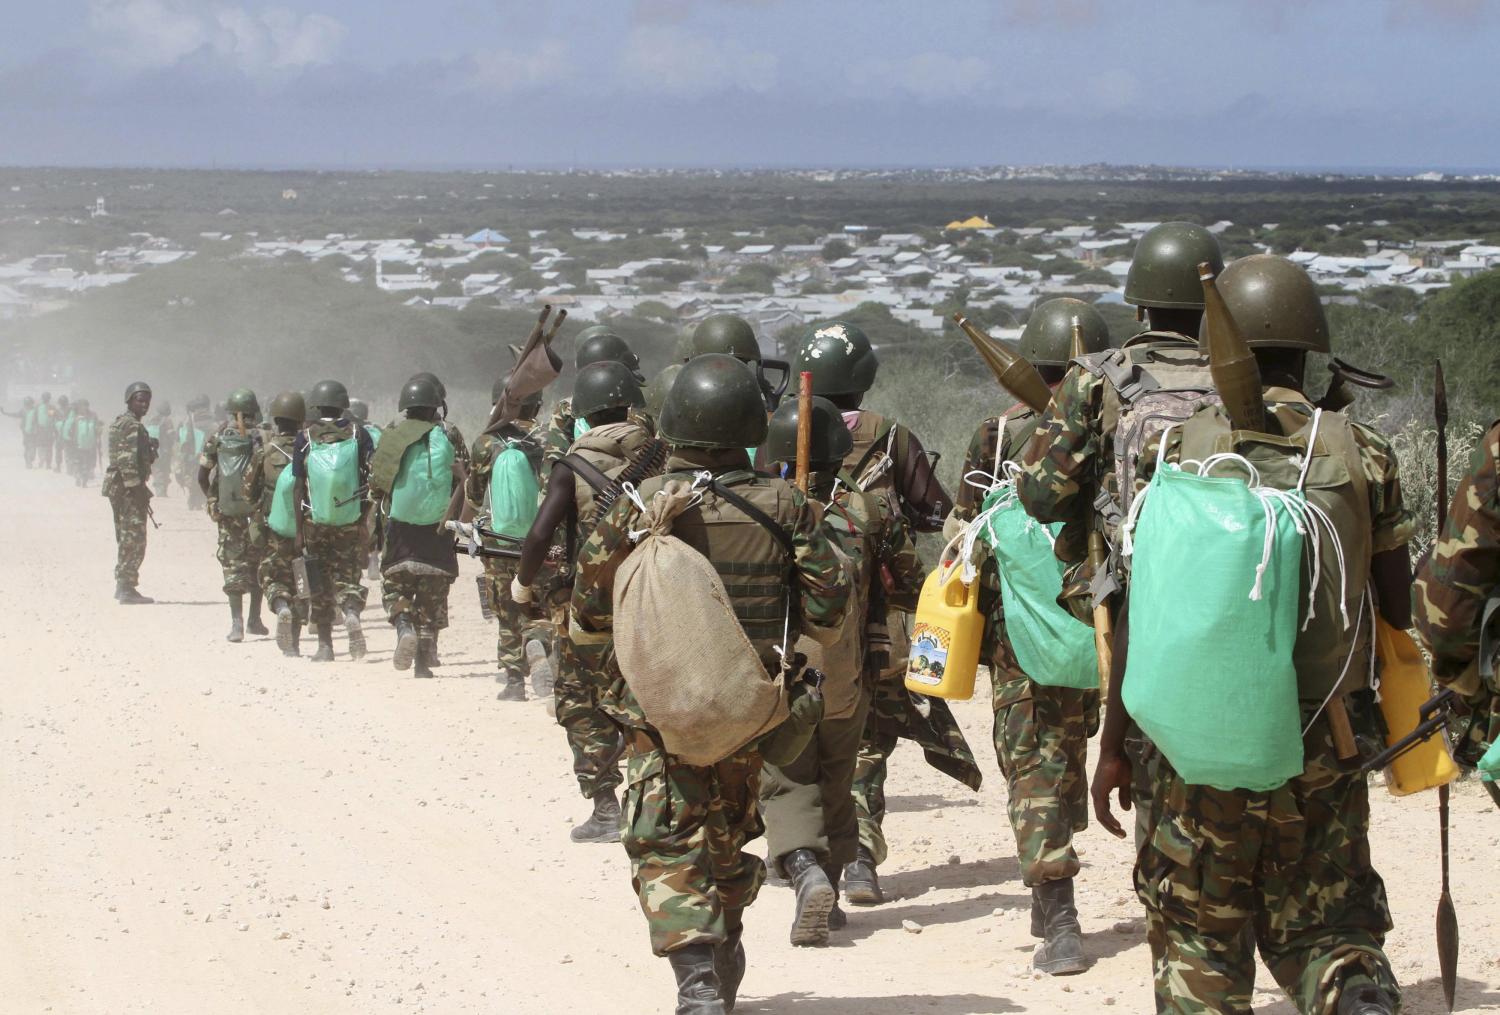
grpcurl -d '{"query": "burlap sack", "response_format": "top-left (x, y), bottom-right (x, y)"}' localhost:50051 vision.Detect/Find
top-left (613, 479), bottom-right (789, 765)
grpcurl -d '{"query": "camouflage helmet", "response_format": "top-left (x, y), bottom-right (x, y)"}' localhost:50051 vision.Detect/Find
top-left (1018, 298), bottom-right (1111, 367)
top-left (398, 375), bottom-right (444, 412)
top-left (268, 390), bottom-right (306, 423)
top-left (1124, 222), bottom-right (1224, 310)
top-left (124, 381), bottom-right (152, 403)
top-left (657, 354), bottom-right (768, 450)
top-left (226, 387), bottom-right (259, 417)
top-left (764, 395), bottom-right (853, 468)
top-left (308, 379), bottom-right (350, 412)
top-left (571, 361), bottom-right (645, 419)
top-left (347, 398), bottom-right (369, 423)
top-left (1218, 254), bottom-right (1331, 354)
top-left (644, 363), bottom-right (684, 420)
top-left (792, 321), bottom-right (879, 397)
top-left (575, 331), bottom-right (642, 378)
top-left (689, 314), bottom-right (761, 363)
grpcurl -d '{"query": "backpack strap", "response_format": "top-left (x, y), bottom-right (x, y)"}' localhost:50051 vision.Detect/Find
top-left (1073, 349), bottom-right (1160, 407)
top-left (709, 477), bottom-right (796, 560)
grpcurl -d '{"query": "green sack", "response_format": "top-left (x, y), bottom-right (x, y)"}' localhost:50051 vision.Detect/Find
top-left (573, 417), bottom-right (591, 441)
top-left (978, 485), bottom-right (1097, 690)
top-left (75, 417), bottom-right (97, 450)
top-left (1121, 462), bottom-right (1306, 792)
top-left (60, 412), bottom-right (77, 441)
top-left (363, 423), bottom-right (382, 448)
top-left (389, 427), bottom-right (454, 525)
top-left (1479, 738), bottom-right (1499, 783)
top-left (306, 437), bottom-right (361, 527)
top-left (488, 441), bottom-right (540, 539)
top-left (145, 423), bottom-right (160, 441)
top-left (215, 432), bottom-right (256, 518)
top-left (267, 464), bottom-right (298, 539)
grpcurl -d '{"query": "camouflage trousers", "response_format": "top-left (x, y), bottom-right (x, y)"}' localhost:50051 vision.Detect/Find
top-left (555, 631), bottom-right (624, 799)
top-left (382, 569), bottom-right (453, 632)
top-left (760, 689), bottom-right (870, 874)
top-left (990, 640), bottom-right (1099, 887)
top-left (215, 514), bottom-right (265, 596)
top-left (258, 531), bottom-right (305, 621)
top-left (108, 490), bottom-right (149, 586)
top-left (302, 522), bottom-right (368, 624)
top-left (1135, 720), bottom-right (1398, 1015)
top-left (152, 460), bottom-right (172, 496)
top-left (622, 733), bottom-right (766, 956)
top-left (484, 558), bottom-right (553, 674)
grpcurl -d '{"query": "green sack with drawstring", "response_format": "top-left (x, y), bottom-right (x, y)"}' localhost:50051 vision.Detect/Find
top-left (267, 465), bottom-right (298, 538)
top-left (978, 486), bottom-right (1097, 690)
top-left (1121, 463), bottom-right (1306, 792)
top-left (488, 441), bottom-right (540, 539)
top-left (306, 437), bottom-right (361, 527)
top-left (390, 427), bottom-right (454, 525)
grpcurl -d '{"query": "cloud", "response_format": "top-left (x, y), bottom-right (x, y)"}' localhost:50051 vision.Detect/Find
top-left (460, 41), bottom-right (571, 94)
top-left (88, 0), bottom-right (345, 75)
top-left (619, 25), bottom-right (777, 94)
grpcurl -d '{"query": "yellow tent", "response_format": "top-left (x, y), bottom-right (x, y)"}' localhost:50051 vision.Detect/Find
top-left (945, 215), bottom-right (995, 230)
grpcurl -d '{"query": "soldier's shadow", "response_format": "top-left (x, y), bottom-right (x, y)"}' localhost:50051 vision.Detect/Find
top-left (1247, 973), bottom-right (1499, 1012)
top-left (835, 890), bottom-right (1024, 944)
top-left (148, 600), bottom-right (221, 607)
top-left (885, 792), bottom-right (980, 812)
top-left (741, 992), bottom-right (1021, 1014)
top-left (880, 856), bottom-right (1023, 902)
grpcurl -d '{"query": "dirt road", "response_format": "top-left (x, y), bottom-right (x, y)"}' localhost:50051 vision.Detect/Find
top-left (2, 445), bottom-right (1496, 1014)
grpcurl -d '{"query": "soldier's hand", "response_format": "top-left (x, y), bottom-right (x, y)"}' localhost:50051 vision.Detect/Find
top-left (1091, 751), bottom-right (1132, 840)
top-left (207, 502), bottom-right (222, 523)
top-left (130, 483), bottom-right (151, 506)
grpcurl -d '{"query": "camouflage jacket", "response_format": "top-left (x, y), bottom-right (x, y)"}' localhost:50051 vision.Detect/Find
top-left (1414, 420), bottom-right (1500, 700)
top-left (572, 447), bottom-right (852, 728)
top-left (541, 398), bottom-right (575, 479)
top-left (244, 431), bottom-right (297, 521)
top-left (103, 412), bottom-right (155, 497)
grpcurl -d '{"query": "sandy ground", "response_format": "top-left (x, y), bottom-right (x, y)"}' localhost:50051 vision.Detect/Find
top-left (2, 443), bottom-right (1497, 1015)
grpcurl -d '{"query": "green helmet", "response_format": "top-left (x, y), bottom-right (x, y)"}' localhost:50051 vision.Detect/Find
top-left (792, 321), bottom-right (878, 397)
top-left (156, 399), bottom-right (172, 416)
top-left (399, 376), bottom-right (444, 412)
top-left (57, 394), bottom-right (70, 408)
top-left (575, 323), bottom-right (615, 344)
top-left (1218, 254), bottom-right (1330, 353)
top-left (575, 332), bottom-right (641, 377)
top-left (1019, 298), bottom-right (1111, 367)
top-left (764, 395), bottom-right (853, 468)
top-left (308, 379), bottom-right (350, 412)
top-left (347, 398), bottom-right (369, 422)
top-left (571, 361), bottom-right (645, 419)
top-left (657, 354), bottom-right (768, 450)
top-left (124, 381), bottom-right (152, 402)
top-left (411, 371), bottom-right (446, 400)
top-left (269, 390), bottom-right (306, 423)
top-left (226, 387), bottom-right (259, 417)
top-left (74, 398), bottom-right (89, 411)
top-left (1124, 222), bottom-right (1224, 310)
top-left (689, 314), bottom-right (761, 363)
top-left (644, 363), bottom-right (684, 420)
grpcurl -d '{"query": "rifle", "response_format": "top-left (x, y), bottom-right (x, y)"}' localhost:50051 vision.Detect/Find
top-left (1073, 318), bottom-right (1114, 692)
top-left (1315, 358), bottom-right (1394, 412)
top-left (1434, 360), bottom-right (1459, 1013)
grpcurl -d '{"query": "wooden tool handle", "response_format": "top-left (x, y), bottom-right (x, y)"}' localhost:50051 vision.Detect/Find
top-left (1327, 697), bottom-right (1358, 760)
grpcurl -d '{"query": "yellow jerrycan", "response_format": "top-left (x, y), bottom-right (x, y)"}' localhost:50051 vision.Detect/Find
top-left (1377, 618), bottom-right (1459, 796)
top-left (906, 555), bottom-right (982, 701)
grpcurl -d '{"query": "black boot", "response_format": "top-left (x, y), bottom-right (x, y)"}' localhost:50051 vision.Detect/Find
top-left (713, 918), bottom-right (746, 1013)
top-left (392, 614), bottom-right (417, 671)
top-left (495, 668), bottom-right (527, 701)
top-left (822, 863), bottom-right (847, 931)
top-left (1030, 888), bottom-right (1044, 938)
top-left (783, 849), bottom-right (834, 947)
top-left (226, 593), bottom-right (245, 643)
top-left (421, 632), bottom-right (442, 668)
top-left (569, 789), bottom-right (621, 843)
top-left (246, 587), bottom-right (268, 636)
top-left (666, 944), bottom-right (726, 1015)
top-left (1033, 878), bottom-right (1087, 976)
top-left (526, 640), bottom-right (555, 697)
top-left (413, 632), bottom-right (435, 679)
top-left (115, 581), bottom-right (153, 605)
top-left (274, 599), bottom-right (298, 656)
top-left (842, 846), bottom-right (882, 905)
top-left (343, 605), bottom-right (366, 660)
top-left (310, 622), bottom-right (335, 662)
top-left (1336, 976), bottom-right (1396, 1015)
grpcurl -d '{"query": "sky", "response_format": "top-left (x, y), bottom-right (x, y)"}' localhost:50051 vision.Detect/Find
top-left (1, 0), bottom-right (1496, 171)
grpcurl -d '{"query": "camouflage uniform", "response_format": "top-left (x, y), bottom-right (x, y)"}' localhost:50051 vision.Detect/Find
top-left (177, 412), bottom-right (212, 509)
top-left (572, 447), bottom-right (851, 956)
top-left (201, 425), bottom-right (265, 596)
top-left (956, 409), bottom-right (1100, 888)
top-left (33, 400), bottom-right (55, 467)
top-left (1129, 395), bottom-right (1411, 1014)
top-left (73, 414), bottom-right (101, 487)
top-left (1413, 419), bottom-right (1500, 764)
top-left (102, 412), bottom-right (156, 586)
top-left (244, 431), bottom-right (303, 620)
top-left (149, 412), bottom-right (175, 496)
top-left (541, 398), bottom-right (575, 477)
top-left (467, 422), bottom-right (555, 676)
top-left (293, 419), bottom-right (373, 625)
top-left (760, 477), bottom-right (923, 876)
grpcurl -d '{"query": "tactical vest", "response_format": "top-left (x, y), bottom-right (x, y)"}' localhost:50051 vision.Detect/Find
top-left (843, 410), bottom-right (907, 497)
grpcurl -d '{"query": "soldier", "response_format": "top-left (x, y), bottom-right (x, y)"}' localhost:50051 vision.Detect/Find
top-left (72, 399), bottom-right (101, 487)
top-left (949, 299), bottom-right (1110, 975)
top-left (4, 396), bottom-right (36, 467)
top-left (34, 391), bottom-right (55, 472)
top-left (542, 329), bottom-right (645, 468)
top-left (245, 391), bottom-right (307, 657)
top-left (688, 313), bottom-right (791, 412)
top-left (177, 396), bottom-right (213, 509)
top-left (102, 382), bottom-right (156, 604)
top-left (293, 380), bottom-right (375, 663)
top-left (148, 400), bottom-right (176, 497)
top-left (643, 363), bottom-right (684, 424)
top-left (57, 396), bottom-right (76, 475)
top-left (368, 376), bottom-right (460, 679)
top-left (198, 388), bottom-right (269, 643)
top-left (571, 353), bottom-right (850, 1014)
top-left (513, 361), bottom-right (655, 843)
top-left (1412, 418), bottom-right (1500, 771)
top-left (790, 320), bottom-right (975, 907)
top-left (757, 396), bottom-right (924, 946)
top-left (348, 398), bottom-right (382, 579)
top-left (1095, 255), bottom-right (1410, 1015)
top-left (1016, 221), bottom-right (1224, 857)
top-left (348, 398), bottom-right (380, 444)
top-left (466, 379), bottom-right (553, 702)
